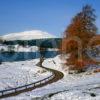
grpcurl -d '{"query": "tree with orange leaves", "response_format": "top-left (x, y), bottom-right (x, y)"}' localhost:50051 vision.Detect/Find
top-left (62, 5), bottom-right (97, 72)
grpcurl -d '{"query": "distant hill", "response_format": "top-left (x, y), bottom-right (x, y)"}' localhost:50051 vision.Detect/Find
top-left (2, 30), bottom-right (56, 41)
top-left (1, 30), bottom-right (61, 48)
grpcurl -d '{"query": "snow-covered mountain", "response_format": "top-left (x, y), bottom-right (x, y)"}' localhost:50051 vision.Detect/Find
top-left (2, 30), bottom-right (56, 41)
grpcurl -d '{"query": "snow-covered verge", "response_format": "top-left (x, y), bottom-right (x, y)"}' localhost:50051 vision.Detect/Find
top-left (0, 59), bottom-right (52, 91)
top-left (49, 89), bottom-right (100, 100)
top-left (0, 45), bottom-right (58, 52)
top-left (4, 55), bottom-right (100, 100)
top-left (0, 45), bottom-right (38, 52)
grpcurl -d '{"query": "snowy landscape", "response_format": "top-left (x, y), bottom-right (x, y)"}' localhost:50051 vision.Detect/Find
top-left (0, 59), bottom-right (52, 90)
top-left (0, 2), bottom-right (100, 100)
top-left (0, 30), bottom-right (99, 100)
top-left (0, 55), bottom-right (99, 100)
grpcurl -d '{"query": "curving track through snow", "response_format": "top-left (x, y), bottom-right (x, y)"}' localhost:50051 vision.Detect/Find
top-left (0, 61), bottom-right (64, 99)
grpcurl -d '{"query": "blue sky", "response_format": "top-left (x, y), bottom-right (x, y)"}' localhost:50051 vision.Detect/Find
top-left (0, 0), bottom-right (100, 37)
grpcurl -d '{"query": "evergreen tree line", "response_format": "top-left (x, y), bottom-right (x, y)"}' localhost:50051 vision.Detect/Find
top-left (1, 38), bottom-right (61, 49)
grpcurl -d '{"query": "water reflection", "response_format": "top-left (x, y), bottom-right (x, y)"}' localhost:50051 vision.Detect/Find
top-left (0, 51), bottom-right (58, 62)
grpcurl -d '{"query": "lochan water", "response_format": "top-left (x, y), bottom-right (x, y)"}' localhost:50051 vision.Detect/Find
top-left (0, 51), bottom-right (59, 62)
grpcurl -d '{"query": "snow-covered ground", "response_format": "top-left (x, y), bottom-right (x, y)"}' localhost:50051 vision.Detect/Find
top-left (0, 59), bottom-right (52, 91)
top-left (0, 45), bottom-right (38, 52)
top-left (14, 45), bottom-right (39, 52)
top-left (0, 45), bottom-right (59, 52)
top-left (3, 55), bottom-right (100, 100)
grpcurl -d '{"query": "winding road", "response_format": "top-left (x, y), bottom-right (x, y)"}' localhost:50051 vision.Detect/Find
top-left (0, 61), bottom-right (64, 99)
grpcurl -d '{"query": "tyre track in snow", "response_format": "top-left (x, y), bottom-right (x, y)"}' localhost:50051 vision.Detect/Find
top-left (0, 61), bottom-right (64, 99)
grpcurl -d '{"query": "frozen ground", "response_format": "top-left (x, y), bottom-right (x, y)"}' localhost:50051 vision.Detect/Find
top-left (0, 59), bottom-right (52, 91)
top-left (0, 45), bottom-right (38, 52)
top-left (3, 55), bottom-right (100, 100)
top-left (0, 45), bottom-right (59, 52)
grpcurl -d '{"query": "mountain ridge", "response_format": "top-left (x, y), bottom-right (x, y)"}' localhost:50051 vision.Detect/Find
top-left (2, 30), bottom-right (56, 41)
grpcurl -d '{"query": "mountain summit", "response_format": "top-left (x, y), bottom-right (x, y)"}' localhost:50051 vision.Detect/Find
top-left (2, 30), bottom-right (55, 41)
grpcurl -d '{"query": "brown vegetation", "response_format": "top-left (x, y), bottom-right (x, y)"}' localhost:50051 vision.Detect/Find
top-left (61, 5), bottom-right (98, 72)
top-left (89, 35), bottom-right (100, 46)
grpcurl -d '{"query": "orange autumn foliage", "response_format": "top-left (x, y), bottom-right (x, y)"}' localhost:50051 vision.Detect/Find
top-left (61, 5), bottom-right (98, 72)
